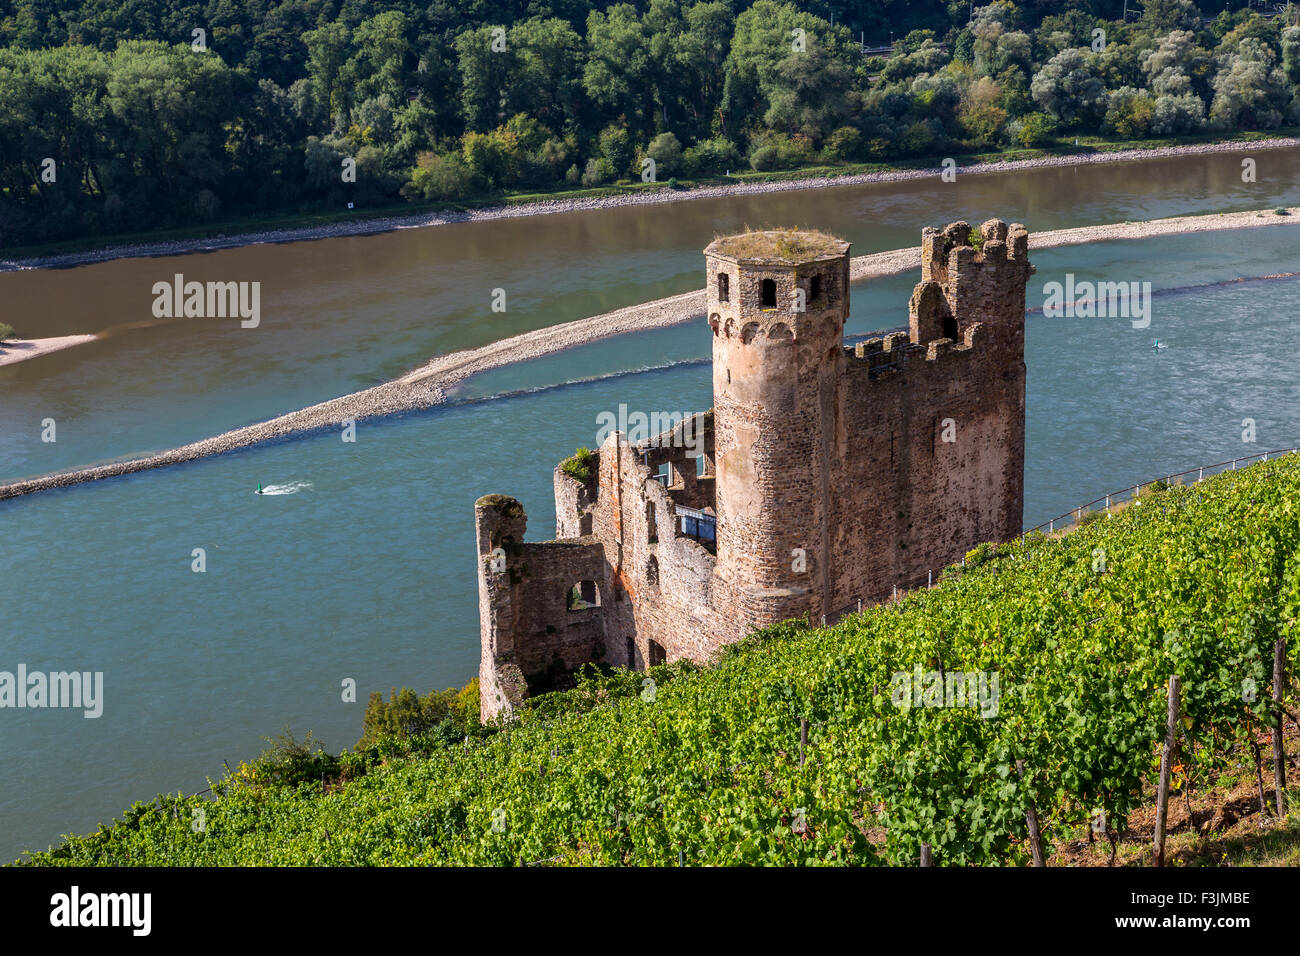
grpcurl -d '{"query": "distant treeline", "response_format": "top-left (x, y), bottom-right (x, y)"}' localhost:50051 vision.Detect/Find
top-left (0, 0), bottom-right (1298, 246)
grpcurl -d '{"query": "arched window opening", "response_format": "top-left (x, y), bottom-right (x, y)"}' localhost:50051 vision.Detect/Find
top-left (718, 273), bottom-right (730, 302)
top-left (760, 278), bottom-right (777, 307)
top-left (567, 580), bottom-right (600, 611)
top-left (810, 274), bottom-right (822, 302)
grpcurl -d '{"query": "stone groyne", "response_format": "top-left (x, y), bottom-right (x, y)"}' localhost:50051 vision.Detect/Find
top-left (2, 206), bottom-right (1297, 501)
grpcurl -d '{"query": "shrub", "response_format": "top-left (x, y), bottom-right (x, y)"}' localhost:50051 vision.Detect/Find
top-left (1010, 112), bottom-right (1057, 147)
top-left (598, 124), bottom-right (632, 176)
top-left (646, 132), bottom-right (682, 177)
top-left (1277, 208), bottom-right (1291, 216)
top-left (1102, 87), bottom-right (1156, 139)
top-left (564, 163), bottom-right (581, 185)
top-left (748, 132), bottom-right (813, 171)
top-left (1149, 92), bottom-right (1206, 135)
top-left (560, 446), bottom-right (597, 483)
top-left (247, 730), bottom-right (337, 790)
top-left (821, 126), bottom-right (863, 162)
top-left (682, 137), bottom-right (741, 176)
top-left (899, 119), bottom-right (945, 156)
top-left (403, 151), bottom-right (475, 202)
top-left (1077, 509), bottom-right (1106, 527)
top-left (580, 158), bottom-right (612, 187)
top-left (461, 128), bottom-right (524, 189)
top-left (0, 322), bottom-right (16, 343)
top-left (358, 683), bottom-right (479, 749)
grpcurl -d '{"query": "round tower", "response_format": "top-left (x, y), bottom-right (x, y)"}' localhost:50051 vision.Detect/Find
top-left (704, 229), bottom-right (851, 633)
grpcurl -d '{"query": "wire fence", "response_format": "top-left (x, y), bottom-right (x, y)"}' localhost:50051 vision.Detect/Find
top-left (1022, 446), bottom-right (1299, 539)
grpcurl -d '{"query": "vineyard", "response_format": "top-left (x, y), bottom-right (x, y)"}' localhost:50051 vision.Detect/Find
top-left (22, 454), bottom-right (1300, 866)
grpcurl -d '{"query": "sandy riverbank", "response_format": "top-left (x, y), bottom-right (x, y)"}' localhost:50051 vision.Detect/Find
top-left (2, 205), bottom-right (1297, 501)
top-left (0, 335), bottom-right (96, 368)
top-left (2, 137), bottom-right (1297, 274)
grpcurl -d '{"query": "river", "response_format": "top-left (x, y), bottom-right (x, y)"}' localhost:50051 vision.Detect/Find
top-left (2, 151), bottom-right (1300, 861)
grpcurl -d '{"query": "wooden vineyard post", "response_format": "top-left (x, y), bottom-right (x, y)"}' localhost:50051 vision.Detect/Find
top-left (799, 718), bottom-right (808, 767)
top-left (1016, 760), bottom-right (1045, 867)
top-left (1273, 638), bottom-right (1288, 816)
top-left (1154, 675), bottom-right (1181, 867)
top-left (1250, 739), bottom-right (1269, 816)
top-left (919, 843), bottom-right (933, 867)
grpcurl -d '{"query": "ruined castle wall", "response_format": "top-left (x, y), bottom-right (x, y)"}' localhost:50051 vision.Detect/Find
top-left (832, 338), bottom-right (1018, 606)
top-left (825, 222), bottom-right (1029, 609)
top-left (580, 416), bottom-right (729, 669)
top-left (476, 494), bottom-right (609, 719)
top-left (478, 222), bottom-right (1029, 721)
top-left (554, 469), bottom-right (597, 539)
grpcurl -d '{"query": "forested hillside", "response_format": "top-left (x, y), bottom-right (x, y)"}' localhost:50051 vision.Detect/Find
top-left (22, 455), bottom-right (1300, 865)
top-left (1, 0), bottom-right (1298, 245)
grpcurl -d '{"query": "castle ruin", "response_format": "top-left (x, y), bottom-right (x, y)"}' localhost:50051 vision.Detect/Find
top-left (475, 220), bottom-right (1032, 720)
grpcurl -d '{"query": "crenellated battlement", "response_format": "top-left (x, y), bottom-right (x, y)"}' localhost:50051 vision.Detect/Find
top-left (911, 218), bottom-right (1031, 358)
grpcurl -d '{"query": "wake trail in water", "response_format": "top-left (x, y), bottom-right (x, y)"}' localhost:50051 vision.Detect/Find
top-left (255, 481), bottom-right (313, 496)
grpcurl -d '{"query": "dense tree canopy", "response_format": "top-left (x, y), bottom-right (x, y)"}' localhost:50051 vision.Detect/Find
top-left (0, 0), bottom-right (1296, 246)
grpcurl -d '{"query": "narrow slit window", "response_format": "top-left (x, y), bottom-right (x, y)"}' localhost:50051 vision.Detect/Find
top-left (718, 272), bottom-right (729, 302)
top-left (760, 278), bottom-right (777, 307)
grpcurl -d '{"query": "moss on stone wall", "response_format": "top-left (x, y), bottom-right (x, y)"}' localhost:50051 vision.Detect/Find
top-left (476, 494), bottom-right (526, 520)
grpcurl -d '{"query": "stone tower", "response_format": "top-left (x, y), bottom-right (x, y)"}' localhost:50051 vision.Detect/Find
top-left (704, 230), bottom-right (852, 633)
